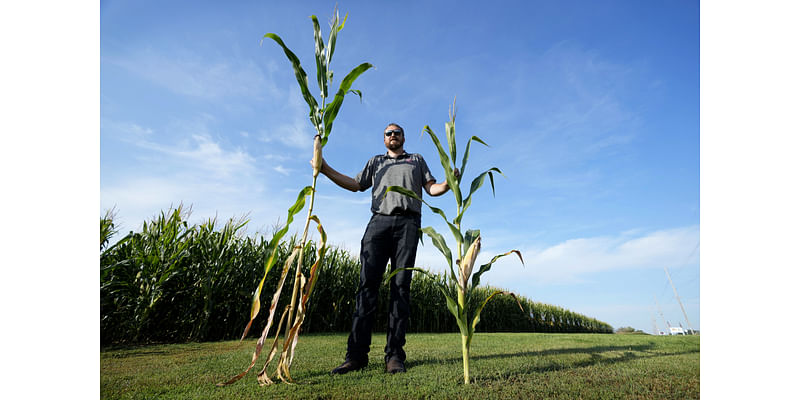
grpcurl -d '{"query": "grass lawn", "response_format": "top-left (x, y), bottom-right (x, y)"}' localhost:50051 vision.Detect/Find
top-left (100, 332), bottom-right (699, 399)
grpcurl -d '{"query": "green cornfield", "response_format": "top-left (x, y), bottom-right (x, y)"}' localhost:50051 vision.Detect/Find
top-left (100, 207), bottom-right (613, 344)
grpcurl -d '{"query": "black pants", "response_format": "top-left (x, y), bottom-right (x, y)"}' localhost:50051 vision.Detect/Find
top-left (346, 213), bottom-right (420, 364)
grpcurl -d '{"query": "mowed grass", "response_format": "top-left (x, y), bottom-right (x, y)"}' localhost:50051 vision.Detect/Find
top-left (100, 332), bottom-right (699, 399)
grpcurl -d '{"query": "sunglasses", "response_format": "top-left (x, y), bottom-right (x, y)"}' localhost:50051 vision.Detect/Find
top-left (384, 129), bottom-right (403, 137)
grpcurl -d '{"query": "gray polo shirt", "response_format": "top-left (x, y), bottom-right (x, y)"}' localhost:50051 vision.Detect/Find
top-left (355, 152), bottom-right (436, 216)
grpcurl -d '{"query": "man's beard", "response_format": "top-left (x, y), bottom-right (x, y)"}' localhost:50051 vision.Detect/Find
top-left (386, 139), bottom-right (403, 150)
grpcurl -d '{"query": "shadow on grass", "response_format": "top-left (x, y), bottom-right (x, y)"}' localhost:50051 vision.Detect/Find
top-left (403, 342), bottom-right (699, 382)
top-left (101, 342), bottom-right (215, 359)
top-left (477, 348), bottom-right (699, 384)
top-left (408, 343), bottom-right (657, 366)
top-left (284, 343), bottom-right (696, 384)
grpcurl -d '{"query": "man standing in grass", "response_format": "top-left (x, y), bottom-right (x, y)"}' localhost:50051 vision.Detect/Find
top-left (316, 123), bottom-right (455, 374)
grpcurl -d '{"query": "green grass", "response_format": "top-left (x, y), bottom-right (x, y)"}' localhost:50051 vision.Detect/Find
top-left (100, 332), bottom-right (699, 399)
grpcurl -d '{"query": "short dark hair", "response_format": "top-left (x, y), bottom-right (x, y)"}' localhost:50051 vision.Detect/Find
top-left (385, 123), bottom-right (404, 135)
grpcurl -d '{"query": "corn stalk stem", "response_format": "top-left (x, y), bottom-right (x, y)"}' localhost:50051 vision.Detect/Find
top-left (461, 333), bottom-right (470, 384)
top-left (284, 174), bottom-right (318, 339)
top-left (284, 87), bottom-right (326, 339)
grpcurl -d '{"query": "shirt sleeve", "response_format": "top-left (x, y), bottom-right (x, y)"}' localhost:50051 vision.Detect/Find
top-left (419, 156), bottom-right (435, 184)
top-left (354, 157), bottom-right (375, 192)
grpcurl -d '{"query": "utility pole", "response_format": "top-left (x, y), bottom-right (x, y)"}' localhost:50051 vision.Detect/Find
top-left (664, 265), bottom-right (695, 334)
top-left (651, 311), bottom-right (659, 336)
top-left (654, 295), bottom-right (669, 334)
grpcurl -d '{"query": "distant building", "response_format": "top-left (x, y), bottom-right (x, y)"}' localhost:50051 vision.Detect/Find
top-left (669, 326), bottom-right (686, 335)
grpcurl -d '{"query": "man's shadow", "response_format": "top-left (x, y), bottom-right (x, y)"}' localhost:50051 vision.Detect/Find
top-left (299, 342), bottom-right (698, 382)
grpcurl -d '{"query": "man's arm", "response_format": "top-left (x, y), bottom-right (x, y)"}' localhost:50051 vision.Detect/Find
top-left (316, 157), bottom-right (361, 192)
top-left (424, 168), bottom-right (460, 197)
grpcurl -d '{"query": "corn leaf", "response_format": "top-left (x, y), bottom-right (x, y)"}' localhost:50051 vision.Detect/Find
top-left (447, 98), bottom-right (458, 167)
top-left (455, 167), bottom-right (503, 225)
top-left (310, 15), bottom-right (327, 99)
top-left (322, 62), bottom-right (373, 142)
top-left (258, 245), bottom-right (299, 348)
top-left (459, 136), bottom-right (489, 184)
top-left (309, 215), bottom-right (327, 244)
top-left (349, 89), bottom-right (363, 102)
top-left (278, 273), bottom-right (306, 382)
top-left (464, 229), bottom-right (480, 254)
top-left (242, 186), bottom-right (312, 340)
top-left (422, 125), bottom-right (461, 205)
top-left (273, 215), bottom-right (327, 380)
top-left (385, 267), bottom-right (467, 336)
top-left (256, 305), bottom-right (291, 386)
top-left (420, 226), bottom-right (456, 282)
top-left (467, 290), bottom-right (523, 348)
top-left (445, 120), bottom-right (457, 169)
top-left (218, 300), bottom-right (292, 386)
top-left (326, 10), bottom-right (345, 69)
top-left (219, 243), bottom-right (299, 386)
top-left (470, 249), bottom-right (524, 294)
top-left (385, 185), bottom-right (464, 244)
top-left (261, 33), bottom-right (318, 117)
top-left (448, 290), bottom-right (469, 337)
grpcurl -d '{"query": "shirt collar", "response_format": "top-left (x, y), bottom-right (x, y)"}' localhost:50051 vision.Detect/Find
top-left (384, 151), bottom-right (409, 160)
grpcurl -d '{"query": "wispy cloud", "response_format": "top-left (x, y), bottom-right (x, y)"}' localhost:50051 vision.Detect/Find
top-left (474, 41), bottom-right (644, 194)
top-left (105, 47), bottom-right (274, 100)
top-left (257, 85), bottom-right (316, 149)
top-left (273, 165), bottom-right (291, 176)
top-left (103, 121), bottom-right (154, 137)
top-left (530, 46), bottom-right (640, 162)
top-left (260, 118), bottom-right (313, 149)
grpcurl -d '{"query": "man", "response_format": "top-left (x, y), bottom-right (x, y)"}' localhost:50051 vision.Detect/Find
top-left (316, 123), bottom-right (455, 374)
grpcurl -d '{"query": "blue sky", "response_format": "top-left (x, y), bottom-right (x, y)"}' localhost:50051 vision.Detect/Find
top-left (100, 0), bottom-right (700, 333)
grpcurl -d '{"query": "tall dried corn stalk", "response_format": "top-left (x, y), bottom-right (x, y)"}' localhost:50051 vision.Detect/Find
top-left (218, 8), bottom-right (372, 387)
top-left (386, 99), bottom-right (524, 384)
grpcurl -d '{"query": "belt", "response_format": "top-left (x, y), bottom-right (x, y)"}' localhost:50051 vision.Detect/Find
top-left (376, 210), bottom-right (420, 218)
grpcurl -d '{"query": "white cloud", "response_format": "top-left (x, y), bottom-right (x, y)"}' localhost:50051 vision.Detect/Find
top-left (481, 225), bottom-right (700, 286)
top-left (273, 165), bottom-right (291, 176)
top-left (174, 134), bottom-right (256, 177)
top-left (104, 116), bottom-right (259, 181)
top-left (101, 120), bottom-right (153, 138)
top-left (101, 173), bottom-right (285, 238)
top-left (131, 134), bottom-right (257, 180)
top-left (262, 153), bottom-right (292, 162)
top-left (270, 118), bottom-right (313, 149)
top-left (315, 194), bottom-right (371, 205)
top-left (100, 120), bottom-right (291, 235)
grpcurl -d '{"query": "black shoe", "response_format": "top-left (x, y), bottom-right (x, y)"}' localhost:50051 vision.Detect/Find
top-left (330, 359), bottom-right (367, 375)
top-left (385, 358), bottom-right (406, 374)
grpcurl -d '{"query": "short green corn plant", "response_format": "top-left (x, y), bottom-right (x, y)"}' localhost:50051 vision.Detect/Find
top-left (386, 101), bottom-right (524, 384)
top-left (219, 8), bottom-right (372, 387)
top-left (100, 208), bottom-right (119, 251)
